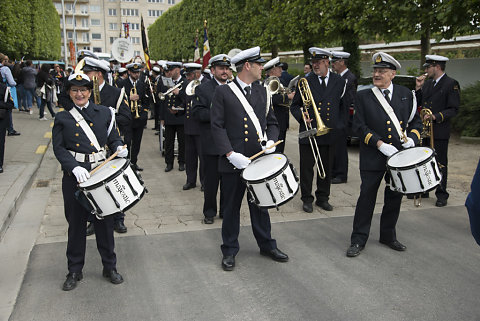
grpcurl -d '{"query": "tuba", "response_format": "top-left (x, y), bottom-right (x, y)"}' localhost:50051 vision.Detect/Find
top-left (420, 108), bottom-right (434, 149)
top-left (264, 76), bottom-right (283, 95)
top-left (130, 83), bottom-right (140, 119)
top-left (186, 79), bottom-right (201, 96)
top-left (92, 76), bottom-right (101, 104)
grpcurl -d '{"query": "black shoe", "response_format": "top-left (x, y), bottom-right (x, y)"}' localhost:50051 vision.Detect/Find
top-left (155, 131), bottom-right (160, 135)
top-left (102, 268), bottom-right (124, 284)
top-left (303, 202), bottom-right (313, 213)
top-left (331, 177), bottom-right (347, 184)
top-left (315, 200), bottom-right (333, 211)
top-left (379, 239), bottom-right (406, 251)
top-left (7, 130), bottom-right (20, 136)
top-left (62, 272), bottom-right (83, 291)
top-left (222, 255), bottom-right (235, 271)
top-left (132, 164), bottom-right (143, 171)
top-left (165, 164), bottom-right (173, 172)
top-left (178, 164), bottom-right (185, 171)
top-left (0, 166), bottom-right (3, 173)
top-left (219, 212), bottom-right (223, 219)
top-left (203, 217), bottom-right (214, 224)
top-left (114, 221), bottom-right (127, 233)
top-left (260, 248), bottom-right (289, 262)
top-left (183, 182), bottom-right (196, 190)
top-left (86, 222), bottom-right (95, 236)
top-left (151, 127), bottom-right (158, 130)
top-left (346, 244), bottom-right (364, 257)
top-left (435, 199), bottom-right (447, 207)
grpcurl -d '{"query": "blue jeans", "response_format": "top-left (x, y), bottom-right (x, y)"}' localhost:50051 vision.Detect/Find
top-left (24, 87), bottom-right (35, 109)
top-left (16, 84), bottom-right (26, 109)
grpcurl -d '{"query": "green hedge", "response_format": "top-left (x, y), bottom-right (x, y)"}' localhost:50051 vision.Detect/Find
top-left (452, 81), bottom-right (480, 137)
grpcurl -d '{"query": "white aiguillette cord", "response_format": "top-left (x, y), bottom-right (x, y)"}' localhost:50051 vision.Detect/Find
top-left (228, 82), bottom-right (267, 144)
top-left (371, 87), bottom-right (407, 143)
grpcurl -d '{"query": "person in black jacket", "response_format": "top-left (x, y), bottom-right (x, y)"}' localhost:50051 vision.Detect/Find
top-left (331, 51), bottom-right (358, 184)
top-left (211, 47), bottom-right (289, 271)
top-left (290, 47), bottom-right (346, 213)
top-left (0, 82), bottom-right (14, 173)
top-left (36, 64), bottom-right (56, 120)
top-left (415, 55), bottom-right (460, 207)
top-left (191, 54), bottom-right (230, 224)
top-left (346, 52), bottom-right (422, 258)
top-left (52, 73), bottom-right (127, 290)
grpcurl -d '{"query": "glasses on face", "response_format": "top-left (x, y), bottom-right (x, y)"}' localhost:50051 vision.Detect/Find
top-left (70, 88), bottom-right (89, 94)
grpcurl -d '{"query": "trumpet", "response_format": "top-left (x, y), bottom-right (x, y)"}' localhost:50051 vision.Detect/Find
top-left (158, 81), bottom-right (183, 100)
top-left (297, 77), bottom-right (329, 179)
top-left (92, 76), bottom-right (101, 104)
top-left (186, 79), bottom-right (201, 96)
top-left (420, 108), bottom-right (434, 149)
top-left (130, 83), bottom-right (140, 119)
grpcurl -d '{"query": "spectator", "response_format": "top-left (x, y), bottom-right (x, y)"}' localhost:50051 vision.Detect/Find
top-left (279, 62), bottom-right (294, 87)
top-left (21, 60), bottom-right (37, 114)
top-left (0, 81), bottom-right (14, 173)
top-left (304, 63), bottom-right (312, 77)
top-left (13, 61), bottom-right (27, 112)
top-left (0, 53), bottom-right (20, 136)
top-left (36, 64), bottom-right (56, 120)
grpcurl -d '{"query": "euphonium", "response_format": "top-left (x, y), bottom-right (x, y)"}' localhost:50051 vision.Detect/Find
top-left (92, 76), bottom-right (101, 104)
top-left (298, 78), bottom-right (330, 136)
top-left (186, 79), bottom-right (201, 96)
top-left (130, 83), bottom-right (140, 119)
top-left (420, 108), bottom-right (434, 149)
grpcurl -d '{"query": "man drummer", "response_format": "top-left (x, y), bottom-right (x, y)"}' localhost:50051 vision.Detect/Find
top-left (210, 46), bottom-right (289, 271)
top-left (346, 52), bottom-right (422, 257)
top-left (52, 73), bottom-right (128, 290)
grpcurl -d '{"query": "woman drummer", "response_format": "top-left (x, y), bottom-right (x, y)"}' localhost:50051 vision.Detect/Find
top-left (52, 73), bottom-right (128, 291)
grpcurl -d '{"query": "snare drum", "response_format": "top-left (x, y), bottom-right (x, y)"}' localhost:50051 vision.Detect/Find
top-left (241, 153), bottom-right (299, 209)
top-left (386, 147), bottom-right (442, 195)
top-left (78, 158), bottom-right (147, 218)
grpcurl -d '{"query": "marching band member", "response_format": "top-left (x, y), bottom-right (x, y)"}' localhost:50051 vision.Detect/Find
top-left (52, 74), bottom-right (127, 291)
top-left (210, 47), bottom-right (289, 271)
top-left (117, 62), bottom-right (149, 172)
top-left (115, 67), bottom-right (128, 88)
top-left (263, 57), bottom-right (294, 153)
top-left (191, 54), bottom-right (230, 224)
top-left (346, 52), bottom-right (422, 257)
top-left (290, 48), bottom-right (346, 213)
top-left (330, 51), bottom-right (358, 184)
top-left (182, 63), bottom-right (206, 190)
top-left (81, 57), bottom-right (132, 234)
top-left (151, 66), bottom-right (162, 131)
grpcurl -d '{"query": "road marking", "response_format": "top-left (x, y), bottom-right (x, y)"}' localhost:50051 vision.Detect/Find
top-left (35, 145), bottom-right (47, 154)
top-left (50, 122), bottom-right (54, 128)
top-left (44, 132), bottom-right (52, 138)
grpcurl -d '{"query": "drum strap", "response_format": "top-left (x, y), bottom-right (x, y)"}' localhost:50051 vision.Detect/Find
top-left (69, 107), bottom-right (103, 152)
top-left (228, 82), bottom-right (267, 144)
top-left (116, 87), bottom-right (125, 113)
top-left (409, 90), bottom-right (417, 123)
top-left (372, 87), bottom-right (405, 142)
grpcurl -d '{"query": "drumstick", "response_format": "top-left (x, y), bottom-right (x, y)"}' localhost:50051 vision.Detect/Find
top-left (89, 144), bottom-right (127, 176)
top-left (249, 140), bottom-right (284, 160)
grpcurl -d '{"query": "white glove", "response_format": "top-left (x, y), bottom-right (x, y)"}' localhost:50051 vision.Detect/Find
top-left (402, 137), bottom-right (415, 149)
top-left (116, 145), bottom-right (128, 158)
top-left (227, 152), bottom-right (251, 169)
top-left (378, 143), bottom-right (398, 157)
top-left (262, 140), bottom-right (276, 154)
top-left (72, 166), bottom-right (90, 183)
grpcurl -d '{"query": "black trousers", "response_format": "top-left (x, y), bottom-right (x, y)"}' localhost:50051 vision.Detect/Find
top-left (185, 134), bottom-right (204, 185)
top-left (220, 172), bottom-right (277, 257)
top-left (0, 116), bottom-right (7, 167)
top-left (333, 128), bottom-right (348, 181)
top-left (62, 173), bottom-right (116, 273)
top-left (350, 170), bottom-right (403, 246)
top-left (202, 154), bottom-right (225, 219)
top-left (124, 126), bottom-right (144, 166)
top-left (164, 124), bottom-right (185, 166)
top-left (276, 129), bottom-right (287, 154)
top-left (299, 143), bottom-right (333, 203)
top-left (153, 104), bottom-right (160, 129)
top-left (424, 138), bottom-right (449, 201)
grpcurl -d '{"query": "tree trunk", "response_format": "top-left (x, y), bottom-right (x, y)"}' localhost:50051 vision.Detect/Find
top-left (342, 31), bottom-right (361, 78)
top-left (420, 26), bottom-right (431, 69)
top-left (271, 44), bottom-right (279, 58)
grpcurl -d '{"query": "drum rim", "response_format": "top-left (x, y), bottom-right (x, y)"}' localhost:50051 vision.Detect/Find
top-left (386, 147), bottom-right (436, 171)
top-left (79, 158), bottom-right (131, 190)
top-left (241, 153), bottom-right (290, 183)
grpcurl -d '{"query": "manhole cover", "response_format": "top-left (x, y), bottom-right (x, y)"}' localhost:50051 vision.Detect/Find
top-left (36, 180), bottom-right (50, 188)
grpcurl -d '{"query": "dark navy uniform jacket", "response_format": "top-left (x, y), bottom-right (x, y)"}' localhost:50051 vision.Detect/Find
top-left (210, 79), bottom-right (279, 173)
top-left (184, 77), bottom-right (208, 135)
top-left (52, 102), bottom-right (123, 172)
top-left (191, 78), bottom-right (221, 155)
top-left (415, 74), bottom-right (460, 140)
top-left (354, 84), bottom-right (422, 171)
top-left (341, 69), bottom-right (358, 129)
top-left (290, 71), bottom-right (346, 145)
top-left (157, 76), bottom-right (186, 126)
top-left (271, 92), bottom-right (290, 131)
top-left (117, 77), bottom-right (149, 128)
top-left (98, 83), bottom-right (131, 136)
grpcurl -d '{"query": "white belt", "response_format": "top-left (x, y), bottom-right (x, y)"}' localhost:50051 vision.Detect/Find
top-left (69, 150), bottom-right (106, 163)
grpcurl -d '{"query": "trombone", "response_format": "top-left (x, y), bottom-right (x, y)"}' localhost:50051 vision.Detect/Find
top-left (92, 76), bottom-right (101, 104)
top-left (130, 83), bottom-right (140, 119)
top-left (297, 78), bottom-right (330, 179)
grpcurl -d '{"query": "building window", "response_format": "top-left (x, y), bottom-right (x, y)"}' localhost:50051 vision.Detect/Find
top-left (130, 23), bottom-right (140, 30)
top-left (148, 9), bottom-right (163, 17)
top-left (122, 0), bottom-right (138, 2)
top-left (66, 17), bottom-right (73, 25)
top-left (134, 51), bottom-right (141, 57)
top-left (81, 18), bottom-right (89, 27)
top-left (82, 33), bottom-right (90, 42)
top-left (122, 8), bottom-right (139, 16)
top-left (108, 8), bottom-right (117, 16)
top-left (93, 47), bottom-right (103, 53)
top-left (89, 5), bottom-right (99, 13)
top-left (67, 31), bottom-right (74, 39)
top-left (54, 3), bottom-right (62, 11)
top-left (92, 33), bottom-right (102, 40)
top-left (82, 46), bottom-right (91, 51)
top-left (131, 37), bottom-right (140, 44)
top-left (110, 37), bottom-right (118, 44)
top-left (168, 0), bottom-right (175, 4)
top-left (109, 23), bottom-right (118, 30)
top-left (91, 19), bottom-right (101, 26)
top-left (148, 0), bottom-right (163, 2)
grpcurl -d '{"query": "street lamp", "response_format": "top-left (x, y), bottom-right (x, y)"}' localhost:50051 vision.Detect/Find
top-left (61, 0), bottom-right (68, 66)
top-left (72, 0), bottom-right (78, 55)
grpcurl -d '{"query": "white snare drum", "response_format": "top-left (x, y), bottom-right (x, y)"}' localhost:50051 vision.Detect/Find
top-left (241, 153), bottom-right (299, 209)
top-left (386, 147), bottom-right (442, 195)
top-left (78, 158), bottom-right (147, 218)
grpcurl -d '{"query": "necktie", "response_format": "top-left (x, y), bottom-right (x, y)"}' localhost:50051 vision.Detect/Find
top-left (320, 76), bottom-right (326, 90)
top-left (383, 89), bottom-right (391, 105)
top-left (245, 86), bottom-right (251, 102)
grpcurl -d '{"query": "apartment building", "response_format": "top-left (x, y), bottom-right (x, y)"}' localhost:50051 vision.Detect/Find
top-left (52, 0), bottom-right (180, 61)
